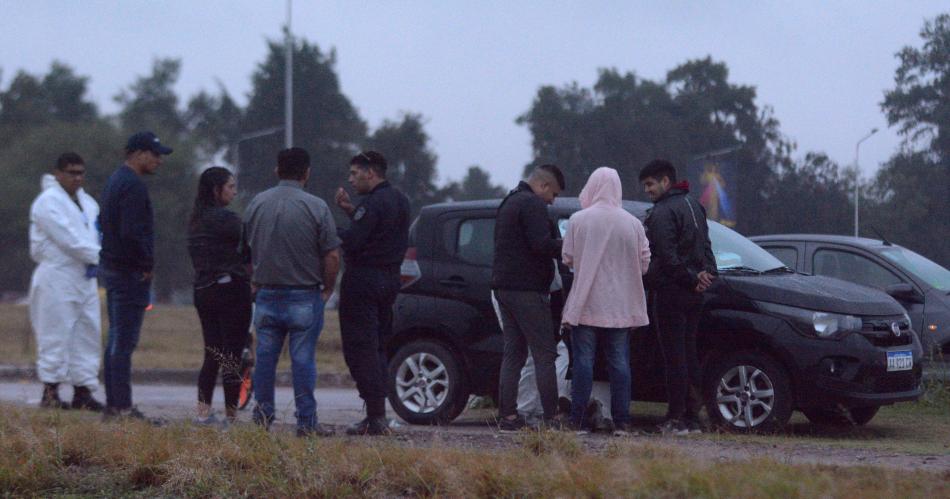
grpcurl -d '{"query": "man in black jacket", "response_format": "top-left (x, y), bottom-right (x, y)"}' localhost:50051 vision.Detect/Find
top-left (640, 159), bottom-right (717, 436)
top-left (492, 164), bottom-right (564, 431)
top-left (99, 131), bottom-right (172, 420)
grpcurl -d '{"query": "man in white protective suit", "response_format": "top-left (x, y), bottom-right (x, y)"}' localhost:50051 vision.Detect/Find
top-left (28, 152), bottom-right (104, 411)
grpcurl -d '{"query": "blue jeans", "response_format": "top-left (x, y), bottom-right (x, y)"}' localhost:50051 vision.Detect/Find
top-left (570, 326), bottom-right (632, 426)
top-left (102, 268), bottom-right (151, 410)
top-left (252, 288), bottom-right (324, 430)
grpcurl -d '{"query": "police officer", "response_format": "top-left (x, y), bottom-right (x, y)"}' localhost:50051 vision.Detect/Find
top-left (334, 151), bottom-right (411, 436)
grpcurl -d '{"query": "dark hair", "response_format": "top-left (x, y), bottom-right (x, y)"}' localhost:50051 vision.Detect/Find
top-left (56, 152), bottom-right (84, 171)
top-left (349, 151), bottom-right (388, 177)
top-left (639, 159), bottom-right (677, 183)
top-left (189, 166), bottom-right (233, 230)
top-left (537, 164), bottom-right (565, 190)
top-left (277, 147), bottom-right (311, 180)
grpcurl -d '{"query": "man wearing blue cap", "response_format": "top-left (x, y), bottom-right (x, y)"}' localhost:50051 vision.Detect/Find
top-left (99, 131), bottom-right (172, 420)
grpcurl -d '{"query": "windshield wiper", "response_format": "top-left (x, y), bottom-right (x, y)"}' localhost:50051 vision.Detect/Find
top-left (718, 266), bottom-right (763, 275)
top-left (764, 266), bottom-right (794, 274)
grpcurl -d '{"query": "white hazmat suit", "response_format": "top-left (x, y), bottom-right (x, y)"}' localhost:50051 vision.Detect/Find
top-left (28, 174), bottom-right (102, 389)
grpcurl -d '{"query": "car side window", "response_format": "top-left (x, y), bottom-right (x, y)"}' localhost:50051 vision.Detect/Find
top-left (455, 218), bottom-right (495, 267)
top-left (765, 246), bottom-right (798, 270)
top-left (813, 249), bottom-right (903, 290)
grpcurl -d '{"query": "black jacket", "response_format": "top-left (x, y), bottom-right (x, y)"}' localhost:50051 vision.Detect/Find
top-left (187, 207), bottom-right (249, 288)
top-left (99, 165), bottom-right (154, 273)
top-left (339, 181), bottom-right (411, 270)
top-left (492, 182), bottom-right (562, 292)
top-left (644, 183), bottom-right (717, 292)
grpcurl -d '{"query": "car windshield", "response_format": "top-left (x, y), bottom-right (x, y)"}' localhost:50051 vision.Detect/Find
top-left (558, 216), bottom-right (785, 273)
top-left (708, 221), bottom-right (786, 272)
top-left (879, 246), bottom-right (950, 292)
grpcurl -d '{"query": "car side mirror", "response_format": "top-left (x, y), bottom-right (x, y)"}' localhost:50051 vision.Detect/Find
top-left (885, 283), bottom-right (924, 304)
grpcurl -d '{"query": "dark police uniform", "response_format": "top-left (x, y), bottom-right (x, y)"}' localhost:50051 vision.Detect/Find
top-left (338, 181), bottom-right (411, 418)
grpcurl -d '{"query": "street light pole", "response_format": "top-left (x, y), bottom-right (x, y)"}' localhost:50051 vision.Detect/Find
top-left (284, 0), bottom-right (293, 148)
top-left (853, 128), bottom-right (878, 238)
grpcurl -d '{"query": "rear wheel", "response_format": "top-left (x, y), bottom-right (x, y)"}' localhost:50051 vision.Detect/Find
top-left (704, 350), bottom-right (793, 433)
top-left (388, 340), bottom-right (469, 425)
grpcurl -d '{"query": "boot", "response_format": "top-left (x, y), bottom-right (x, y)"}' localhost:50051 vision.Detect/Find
top-left (71, 386), bottom-right (104, 412)
top-left (40, 383), bottom-right (69, 409)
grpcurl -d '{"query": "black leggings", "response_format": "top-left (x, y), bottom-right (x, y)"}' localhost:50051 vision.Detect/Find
top-left (194, 279), bottom-right (252, 411)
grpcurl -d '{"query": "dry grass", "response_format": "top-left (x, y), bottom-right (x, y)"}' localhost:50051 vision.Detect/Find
top-left (0, 303), bottom-right (347, 374)
top-left (0, 404), bottom-right (947, 497)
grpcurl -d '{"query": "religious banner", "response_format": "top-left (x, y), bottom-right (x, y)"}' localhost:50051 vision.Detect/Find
top-left (687, 151), bottom-right (738, 227)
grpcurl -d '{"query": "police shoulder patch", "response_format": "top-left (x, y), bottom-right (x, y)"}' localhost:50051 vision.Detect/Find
top-left (354, 206), bottom-right (366, 221)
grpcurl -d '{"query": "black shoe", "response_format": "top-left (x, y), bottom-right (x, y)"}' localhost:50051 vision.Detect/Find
top-left (252, 406), bottom-right (274, 431)
top-left (103, 406), bottom-right (163, 426)
top-left (683, 418), bottom-right (703, 434)
top-left (40, 383), bottom-right (70, 409)
top-left (557, 396), bottom-right (572, 416)
top-left (297, 423), bottom-right (335, 438)
top-left (497, 415), bottom-right (527, 433)
top-left (71, 386), bottom-right (104, 412)
top-left (346, 416), bottom-right (392, 436)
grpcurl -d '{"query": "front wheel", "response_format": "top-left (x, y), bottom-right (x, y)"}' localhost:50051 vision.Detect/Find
top-left (387, 340), bottom-right (469, 425)
top-left (704, 350), bottom-right (793, 433)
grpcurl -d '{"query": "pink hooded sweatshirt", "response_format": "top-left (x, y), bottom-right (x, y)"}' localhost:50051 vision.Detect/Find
top-left (561, 167), bottom-right (651, 328)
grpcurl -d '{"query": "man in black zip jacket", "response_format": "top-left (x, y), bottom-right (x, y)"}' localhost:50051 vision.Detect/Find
top-left (492, 164), bottom-right (565, 431)
top-left (640, 159), bottom-right (717, 436)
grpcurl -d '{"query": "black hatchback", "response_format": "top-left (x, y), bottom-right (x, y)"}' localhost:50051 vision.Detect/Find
top-left (386, 198), bottom-right (923, 432)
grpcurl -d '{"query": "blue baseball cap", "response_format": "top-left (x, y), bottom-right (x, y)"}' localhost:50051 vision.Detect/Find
top-left (125, 131), bottom-right (173, 155)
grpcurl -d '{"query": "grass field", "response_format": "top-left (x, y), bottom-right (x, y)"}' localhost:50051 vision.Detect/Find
top-left (0, 404), bottom-right (948, 497)
top-left (0, 303), bottom-right (348, 375)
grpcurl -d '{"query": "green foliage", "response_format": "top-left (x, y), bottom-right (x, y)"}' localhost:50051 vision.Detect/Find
top-left (446, 166), bottom-right (508, 201)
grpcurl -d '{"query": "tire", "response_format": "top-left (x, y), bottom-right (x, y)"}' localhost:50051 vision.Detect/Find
top-left (387, 340), bottom-right (469, 425)
top-left (802, 406), bottom-right (880, 427)
top-left (704, 350), bottom-right (793, 433)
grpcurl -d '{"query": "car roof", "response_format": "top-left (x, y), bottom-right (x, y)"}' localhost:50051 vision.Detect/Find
top-left (422, 197), bottom-right (651, 218)
top-left (750, 234), bottom-right (896, 251)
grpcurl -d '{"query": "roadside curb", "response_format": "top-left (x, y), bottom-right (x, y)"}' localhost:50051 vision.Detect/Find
top-left (0, 365), bottom-right (355, 388)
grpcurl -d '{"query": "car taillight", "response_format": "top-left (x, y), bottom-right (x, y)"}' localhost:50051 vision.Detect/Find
top-left (400, 247), bottom-right (422, 289)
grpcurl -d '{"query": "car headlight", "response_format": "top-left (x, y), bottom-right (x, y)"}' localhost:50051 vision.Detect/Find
top-left (756, 302), bottom-right (863, 340)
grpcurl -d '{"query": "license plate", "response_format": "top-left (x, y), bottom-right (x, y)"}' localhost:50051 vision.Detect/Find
top-left (886, 350), bottom-right (913, 372)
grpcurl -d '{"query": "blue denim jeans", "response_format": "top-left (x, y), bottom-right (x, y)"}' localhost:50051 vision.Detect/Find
top-left (101, 268), bottom-right (151, 410)
top-left (570, 326), bottom-right (632, 426)
top-left (252, 288), bottom-right (324, 430)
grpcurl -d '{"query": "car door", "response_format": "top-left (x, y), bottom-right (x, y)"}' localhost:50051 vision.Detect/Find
top-left (806, 244), bottom-right (926, 332)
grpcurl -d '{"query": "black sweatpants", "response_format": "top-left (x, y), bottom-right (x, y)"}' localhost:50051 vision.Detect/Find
top-left (652, 288), bottom-right (703, 421)
top-left (194, 279), bottom-right (252, 411)
top-left (339, 266), bottom-right (401, 417)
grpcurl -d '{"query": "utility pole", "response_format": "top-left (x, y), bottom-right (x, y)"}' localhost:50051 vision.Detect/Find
top-left (284, 0), bottom-right (293, 148)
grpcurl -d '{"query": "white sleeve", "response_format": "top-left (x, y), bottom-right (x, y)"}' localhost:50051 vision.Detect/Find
top-left (32, 197), bottom-right (100, 265)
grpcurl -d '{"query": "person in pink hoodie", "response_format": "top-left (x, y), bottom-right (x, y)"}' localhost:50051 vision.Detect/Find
top-left (562, 167), bottom-right (650, 434)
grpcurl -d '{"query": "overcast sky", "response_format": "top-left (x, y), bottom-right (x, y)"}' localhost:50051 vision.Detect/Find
top-left (1, 1), bottom-right (945, 188)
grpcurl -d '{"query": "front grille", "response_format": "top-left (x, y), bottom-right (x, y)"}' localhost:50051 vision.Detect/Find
top-left (873, 370), bottom-right (921, 393)
top-left (861, 316), bottom-right (913, 347)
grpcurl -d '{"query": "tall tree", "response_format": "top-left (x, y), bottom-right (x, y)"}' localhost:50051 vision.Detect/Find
top-left (868, 13), bottom-right (950, 266)
top-left (365, 113), bottom-right (444, 215)
top-left (446, 166), bottom-right (508, 201)
top-left (115, 58), bottom-right (185, 135)
top-left (240, 37), bottom-right (366, 211)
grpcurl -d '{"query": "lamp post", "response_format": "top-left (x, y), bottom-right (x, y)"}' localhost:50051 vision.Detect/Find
top-left (284, 0), bottom-right (294, 148)
top-left (231, 126), bottom-right (284, 172)
top-left (853, 128), bottom-right (878, 238)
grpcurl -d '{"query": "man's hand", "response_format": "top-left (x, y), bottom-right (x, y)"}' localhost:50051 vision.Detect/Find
top-left (141, 271), bottom-right (153, 282)
top-left (335, 187), bottom-right (355, 216)
top-left (695, 271), bottom-right (715, 293)
top-left (321, 288), bottom-right (333, 303)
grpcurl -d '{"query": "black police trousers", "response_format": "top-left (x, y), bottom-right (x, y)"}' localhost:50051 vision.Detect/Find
top-left (339, 266), bottom-right (401, 417)
top-left (651, 287), bottom-right (703, 421)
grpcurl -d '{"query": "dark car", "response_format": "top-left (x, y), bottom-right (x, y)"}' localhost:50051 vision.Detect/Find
top-left (387, 199), bottom-right (923, 432)
top-left (751, 234), bottom-right (950, 358)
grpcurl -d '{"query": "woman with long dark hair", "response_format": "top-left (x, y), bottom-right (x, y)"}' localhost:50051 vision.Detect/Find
top-left (187, 166), bottom-right (251, 424)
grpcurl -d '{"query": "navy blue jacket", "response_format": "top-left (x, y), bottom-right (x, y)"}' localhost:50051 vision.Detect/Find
top-left (491, 181), bottom-right (562, 292)
top-left (339, 181), bottom-right (410, 270)
top-left (99, 165), bottom-right (154, 273)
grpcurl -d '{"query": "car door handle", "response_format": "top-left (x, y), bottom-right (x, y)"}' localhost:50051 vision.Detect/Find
top-left (439, 277), bottom-right (469, 288)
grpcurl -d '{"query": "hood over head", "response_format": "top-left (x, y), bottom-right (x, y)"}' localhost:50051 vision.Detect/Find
top-left (41, 174), bottom-right (57, 192)
top-left (579, 166), bottom-right (622, 209)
